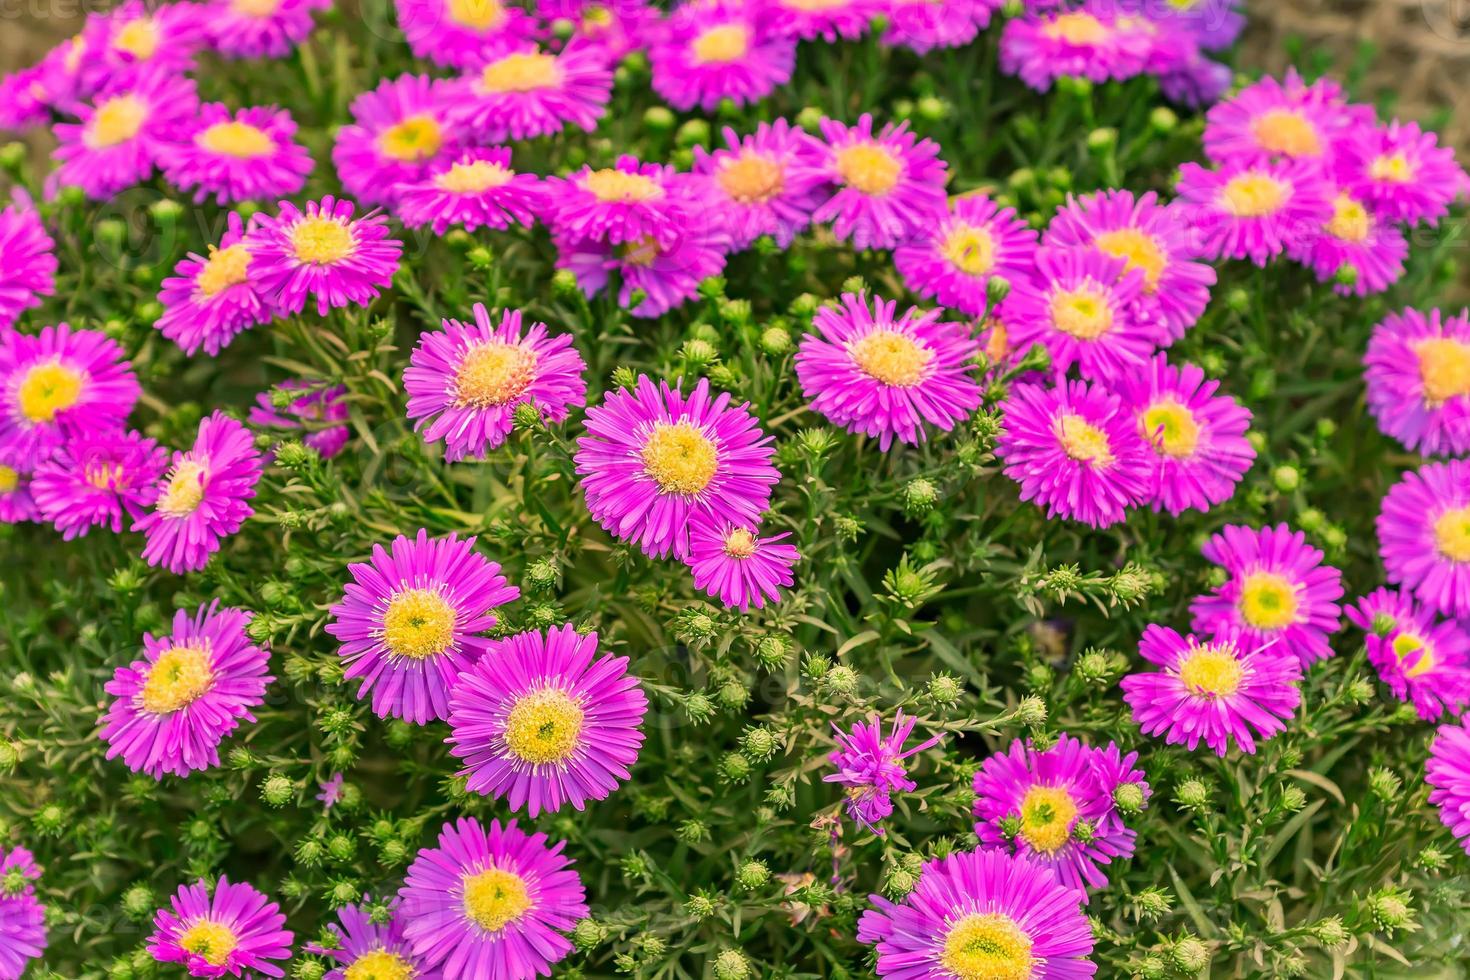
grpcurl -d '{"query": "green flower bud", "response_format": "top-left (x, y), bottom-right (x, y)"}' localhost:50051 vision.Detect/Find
top-left (736, 860), bottom-right (769, 890)
top-left (686, 893), bottom-right (717, 918)
top-left (754, 635), bottom-right (789, 669)
top-left (1086, 127), bottom-right (1117, 153)
top-left (1280, 786), bottom-right (1307, 813)
top-left (1149, 106), bottom-right (1178, 133)
top-left (1272, 465), bottom-right (1301, 492)
top-left (742, 727), bottom-right (779, 759)
top-left (712, 950), bottom-right (749, 980)
top-left (512, 402), bottom-right (543, 431)
top-left (1363, 887), bottom-right (1415, 933)
top-left (295, 839), bottom-right (325, 867)
top-left (1015, 695), bottom-right (1047, 727)
top-left (759, 325), bottom-right (792, 355)
top-left (717, 678), bottom-right (749, 710)
top-left (1113, 781), bottom-right (1146, 816)
top-left (1132, 954), bottom-right (1168, 979)
top-left (643, 105), bottom-right (676, 131)
top-left (719, 752), bottom-right (752, 783)
top-left (823, 665), bottom-right (859, 696)
top-left (1169, 935), bottom-right (1210, 973)
top-left (294, 961), bottom-right (326, 980)
top-left (326, 834), bottom-right (356, 862)
top-left (677, 819), bottom-right (709, 844)
top-left (927, 673), bottom-right (962, 705)
top-left (1175, 778), bottom-right (1208, 810)
top-left (676, 118), bottom-right (711, 148)
top-left (0, 143), bottom-right (24, 173)
top-left (1311, 916), bottom-right (1349, 948)
top-left (572, 918), bottom-right (606, 949)
top-left (1367, 767), bottom-right (1401, 801)
top-left (915, 95), bottom-right (946, 122)
top-left (329, 880), bottom-right (359, 906)
top-left (261, 774), bottom-right (295, 807)
top-left (551, 268), bottom-right (581, 300)
top-left (685, 692), bottom-right (716, 722)
top-left (1132, 887), bottom-right (1172, 919)
top-left (378, 839), bottom-right (409, 867)
top-left (121, 884), bottom-right (154, 920)
top-left (32, 804), bottom-right (66, 837)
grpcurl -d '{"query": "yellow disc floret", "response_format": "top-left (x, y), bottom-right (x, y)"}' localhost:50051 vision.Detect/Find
top-left (1041, 11), bottom-right (1108, 44)
top-left (461, 867), bottom-right (532, 933)
top-left (157, 459), bottom-right (209, 518)
top-left (1416, 337), bottom-right (1470, 405)
top-left (835, 143), bottom-right (902, 196)
top-left (691, 23), bottom-right (750, 63)
top-left (1434, 506), bottom-right (1470, 563)
top-left (380, 588), bottom-right (457, 660)
top-left (478, 52), bottom-right (560, 93)
top-left (454, 341), bottom-right (537, 408)
top-left (199, 121), bottom-right (276, 159)
top-left (447, 0), bottom-right (505, 29)
top-left (1238, 571), bottom-right (1300, 630)
top-left (140, 645), bottom-right (215, 714)
top-left (723, 528), bottom-right (757, 559)
top-left (113, 17), bottom-right (160, 60)
top-left (177, 919), bottom-right (239, 967)
top-left (379, 115), bottom-right (444, 162)
top-left (1252, 109), bottom-right (1322, 158)
top-left (583, 168), bottom-right (663, 203)
top-left (504, 687), bottom-right (585, 765)
top-left (940, 913), bottom-right (1036, 980)
top-left (1178, 642), bottom-right (1245, 697)
top-left (231, 0), bottom-right (285, 16)
top-left (197, 244), bottom-right (252, 297)
top-left (438, 160), bottom-right (516, 194)
top-left (1018, 785), bottom-right (1078, 854)
top-left (850, 330), bottom-right (932, 387)
top-left (640, 422), bottom-right (719, 495)
top-left (290, 215), bottom-right (356, 265)
top-left (1392, 632), bottom-right (1436, 679)
top-left (940, 224), bottom-right (996, 277)
top-left (1141, 400), bottom-right (1200, 458)
top-left (1050, 286), bottom-right (1113, 339)
top-left (344, 949), bottom-right (416, 980)
top-left (89, 94), bottom-right (148, 149)
top-left (0, 466), bottom-right (16, 494)
top-left (717, 152), bottom-right (784, 204)
top-left (1057, 414), bottom-right (1113, 466)
top-left (1219, 173), bottom-right (1290, 218)
top-left (1325, 193), bottom-right (1371, 243)
top-left (1094, 228), bottom-right (1166, 292)
top-left (1369, 152), bottom-right (1415, 184)
top-left (17, 359), bottom-right (83, 423)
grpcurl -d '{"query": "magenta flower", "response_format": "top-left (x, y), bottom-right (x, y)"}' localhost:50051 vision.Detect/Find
top-left (450, 42), bottom-right (613, 144)
top-left (1286, 188), bottom-right (1407, 296)
top-left (684, 516), bottom-right (800, 611)
top-left (312, 898), bottom-right (434, 980)
top-left (545, 155), bottom-right (694, 247)
top-left (0, 449), bottom-right (37, 524)
top-left (692, 119), bottom-right (828, 251)
top-left (78, 2), bottom-right (206, 91)
top-left (649, 0), bottom-right (797, 112)
top-left (245, 195), bottom-right (403, 317)
top-left (48, 70), bottom-right (199, 200)
top-left (894, 193), bottom-right (1038, 318)
top-left (161, 103), bottom-right (313, 205)
top-left (0, 66), bottom-right (50, 133)
top-left (1347, 588), bottom-right (1470, 721)
top-left (1363, 307), bottom-right (1470, 458)
top-left (1158, 44), bottom-right (1233, 108)
top-left (100, 602), bottom-right (274, 779)
top-left (31, 427), bottom-right (168, 540)
top-left (201, 0), bottom-right (330, 59)
top-left (1175, 158), bottom-right (1333, 267)
top-left (769, 0), bottom-right (879, 42)
top-left (554, 218), bottom-right (730, 318)
top-left (248, 381), bottom-right (351, 459)
top-left (1378, 460), bottom-right (1470, 620)
top-left (325, 529), bottom-right (520, 724)
top-left (315, 772), bottom-right (344, 810)
top-left (0, 322), bottom-right (140, 459)
top-left (394, 0), bottom-right (540, 69)
top-left (1335, 118), bottom-right (1470, 227)
top-left (332, 74), bottom-right (461, 207)
top-left (1427, 720), bottom-right (1470, 856)
top-left (396, 146), bottom-right (547, 235)
top-left (536, 0), bottom-right (661, 61)
top-left (155, 212), bottom-right (274, 357)
top-left (882, 0), bottom-right (1000, 53)
top-left (0, 846), bottom-right (46, 980)
top-left (0, 191), bottom-right (56, 332)
top-left (1006, 246), bottom-right (1152, 379)
top-left (1203, 69), bottom-right (1367, 168)
top-left (823, 711), bottom-right (941, 834)
top-left (148, 877), bottom-right (292, 978)
top-left (999, 4), bottom-right (1153, 92)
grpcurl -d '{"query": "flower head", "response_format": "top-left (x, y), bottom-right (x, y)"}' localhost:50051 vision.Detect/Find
top-left (0, 449), bottom-right (37, 524)
top-left (161, 103), bottom-right (313, 205)
top-left (1364, 308), bottom-right (1470, 458)
top-left (1000, 4), bottom-right (1153, 92)
top-left (536, 0), bottom-right (661, 61)
top-left (1203, 70), bottom-right (1367, 167)
top-left (1006, 246), bottom-right (1153, 379)
top-left (0, 846), bottom-right (46, 980)
top-left (648, 0), bottom-right (797, 112)
top-left (1335, 118), bottom-right (1470, 227)
top-left (823, 711), bottom-right (940, 833)
top-left (0, 191), bottom-right (56, 332)
top-left (31, 427), bottom-right (168, 539)
top-left (79, 1), bottom-right (207, 91)
top-left (1427, 720), bottom-right (1470, 856)
top-left (245, 195), bottom-right (403, 317)
top-left (394, 0), bottom-right (540, 68)
top-left (1378, 460), bottom-right (1470, 619)
top-left (0, 322), bottom-right (140, 459)
top-left (1286, 187), bottom-right (1407, 296)
top-left (312, 898), bottom-right (433, 980)
top-left (769, 0), bottom-right (880, 42)
top-left (1175, 158), bottom-right (1333, 266)
top-left (155, 212), bottom-right (274, 357)
top-left (332, 73), bottom-right (461, 207)
top-left (692, 119), bottom-right (828, 251)
top-left (49, 69), bottom-right (199, 200)
top-left (201, 0), bottom-right (331, 59)
top-left (450, 42), bottom-right (613, 143)
top-left (396, 146), bottom-right (547, 235)
top-left (684, 517), bottom-right (800, 611)
top-left (882, 0), bottom-right (1000, 53)
top-left (248, 381), bottom-right (351, 459)
top-left (545, 155), bottom-right (693, 247)
top-left (1347, 588), bottom-right (1470, 721)
top-left (895, 193), bottom-right (1038, 318)
top-left (555, 216), bottom-right (730, 318)
top-left (148, 877), bottom-right (292, 978)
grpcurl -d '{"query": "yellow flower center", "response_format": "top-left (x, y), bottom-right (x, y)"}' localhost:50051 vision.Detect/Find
top-left (723, 528), bottom-right (757, 559)
top-left (504, 687), bottom-right (585, 765)
top-left (290, 216), bottom-right (356, 265)
top-left (380, 588), bottom-right (457, 660)
top-left (0, 467), bottom-right (16, 494)
top-left (1056, 414), bottom-right (1113, 466)
top-left (691, 23), bottom-right (750, 63)
top-left (462, 868), bottom-right (532, 933)
top-left (344, 949), bottom-right (416, 980)
top-left (1041, 11), bottom-right (1107, 44)
top-left (197, 244), bottom-right (252, 297)
top-left (581, 3), bottom-right (613, 28)
top-left (1094, 228), bottom-right (1166, 292)
top-left (835, 143), bottom-right (902, 196)
top-left (231, 0), bottom-right (285, 17)
top-left (87, 462), bottom-right (125, 490)
top-left (716, 152), bottom-right (784, 204)
top-left (17, 360), bottom-right (83, 423)
top-left (940, 224), bottom-right (996, 277)
top-left (140, 645), bottom-right (215, 715)
top-left (379, 115), bottom-right (443, 163)
top-left (1434, 506), bottom-right (1470, 563)
top-left (850, 330), bottom-right (932, 387)
top-left (1220, 173), bottom-right (1289, 218)
top-left (479, 52), bottom-right (560, 93)
top-left (1392, 632), bottom-right (1436, 678)
top-left (641, 422), bottom-right (719, 495)
top-left (1415, 337), bottom-right (1470, 405)
top-left (1178, 642), bottom-right (1244, 696)
top-left (781, 0), bottom-right (849, 9)
top-left (583, 168), bottom-right (663, 203)
top-left (1018, 785), bottom-right (1077, 854)
top-left (620, 237), bottom-right (662, 267)
top-left (157, 460), bottom-right (208, 518)
top-left (90, 94), bottom-right (148, 149)
top-left (177, 919), bottom-right (239, 967)
top-left (112, 18), bottom-right (160, 60)
top-left (940, 913), bottom-right (1035, 980)
top-left (454, 341), bottom-right (537, 408)
top-left (1369, 152), bottom-right (1414, 184)
top-left (437, 160), bottom-right (516, 193)
top-left (1239, 571), bottom-right (1300, 629)
top-left (1251, 109), bottom-right (1322, 158)
top-left (447, 0), bottom-right (504, 29)
top-left (199, 121), bottom-right (276, 159)
top-left (1050, 286), bottom-right (1112, 339)
top-left (984, 320), bottom-right (1010, 363)
top-left (1325, 193), bottom-right (1371, 243)
top-left (1141, 400), bottom-right (1200, 458)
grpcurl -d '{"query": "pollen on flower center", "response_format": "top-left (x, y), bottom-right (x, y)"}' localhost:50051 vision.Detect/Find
top-left (0, 466), bottom-right (16, 494)
top-left (89, 94), bottom-right (148, 149)
top-left (158, 459), bottom-right (209, 518)
top-left (1178, 642), bottom-right (1245, 696)
top-left (1392, 632), bottom-right (1436, 678)
top-left (1220, 173), bottom-right (1290, 218)
top-left (1056, 414), bottom-right (1113, 466)
top-left (1251, 109), bottom-right (1322, 158)
top-left (379, 115), bottom-right (444, 162)
top-left (140, 644), bottom-right (215, 714)
top-left (438, 160), bottom-right (516, 193)
top-left (1141, 400), bottom-right (1200, 458)
top-left (781, 0), bottom-right (850, 9)
top-left (199, 121), bottom-right (276, 159)
top-left (1239, 570), bottom-right (1301, 629)
top-left (290, 215), bottom-right (356, 265)
top-left (113, 17), bottom-right (160, 60)
top-left (1433, 506), bottom-right (1470, 563)
top-left (504, 687), bottom-right (585, 765)
top-left (1041, 11), bottom-right (1108, 45)
top-left (641, 422), bottom-right (719, 495)
top-left (1415, 337), bottom-right (1470, 405)
top-left (717, 152), bottom-right (785, 204)
top-left (1325, 193), bottom-right (1371, 243)
top-left (940, 913), bottom-right (1036, 980)
top-left (447, 0), bottom-right (505, 29)
top-left (86, 461), bottom-right (125, 490)
top-left (197, 244), bottom-right (252, 297)
top-left (479, 52), bottom-right (561, 93)
top-left (583, 168), bottom-right (663, 203)
top-left (1017, 785), bottom-right (1078, 854)
top-left (461, 867), bottom-right (533, 933)
top-left (621, 236), bottom-right (662, 267)
top-left (691, 23), bottom-right (750, 63)
top-left (850, 329), bottom-right (932, 387)
top-left (1094, 228), bottom-right (1166, 292)
top-left (17, 359), bottom-right (84, 423)
top-left (231, 0), bottom-right (284, 16)
top-left (1050, 285), bottom-right (1113, 339)
top-left (940, 224), bottom-right (996, 277)
top-left (344, 949), bottom-right (416, 980)
top-left (454, 341), bottom-right (538, 408)
top-left (177, 918), bottom-right (239, 967)
top-left (835, 143), bottom-right (902, 196)
top-left (1369, 152), bottom-right (1415, 184)
top-left (723, 527), bottom-right (757, 559)
top-left (380, 587), bottom-right (457, 660)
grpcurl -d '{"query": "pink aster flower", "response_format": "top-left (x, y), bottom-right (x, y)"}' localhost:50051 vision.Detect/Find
top-left (133, 412), bottom-right (265, 574)
top-left (1363, 307), bottom-right (1470, 458)
top-left (394, 0), bottom-right (541, 68)
top-left (996, 379), bottom-right (1152, 529)
top-left (648, 0), bottom-right (797, 112)
top-left (768, 0), bottom-right (879, 42)
top-left (824, 710), bottom-right (941, 834)
top-left (795, 290), bottom-right (982, 449)
top-left (1044, 189), bottom-right (1216, 345)
top-left (1286, 187), bottom-right (1407, 296)
top-left (0, 191), bottom-right (56, 332)
top-left (537, 0), bottom-right (661, 61)
top-left (1136, 0), bottom-right (1243, 51)
top-left (1202, 69), bottom-right (1368, 168)
top-left (894, 193), bottom-right (1038, 318)
top-left (684, 516), bottom-right (800, 611)
top-left (31, 32), bottom-right (89, 109)
top-left (312, 899), bottom-right (433, 980)
top-left (0, 450), bottom-right (37, 524)
top-left (554, 216), bottom-right (730, 318)
top-left (448, 623), bottom-right (648, 817)
top-left (999, 4), bottom-right (1153, 92)
top-left (161, 103), bottom-right (313, 205)
top-left (882, 0), bottom-right (1000, 53)
top-left (858, 847), bottom-right (1096, 980)
top-left (449, 41), bottom-right (613, 144)
top-left (575, 375), bottom-right (780, 560)
top-left (0, 322), bottom-right (140, 459)
top-left (31, 427), bottom-right (168, 540)
top-left (78, 1), bottom-right (207, 92)
top-left (1378, 460), bottom-right (1470, 620)
top-left (396, 146), bottom-right (547, 235)
top-left (248, 381), bottom-right (351, 459)
top-left (315, 772), bottom-right (344, 810)
top-left (1175, 158), bottom-right (1333, 267)
top-left (398, 817), bottom-right (588, 979)
top-left (1158, 44), bottom-right (1233, 108)
top-left (405, 304), bottom-right (587, 462)
top-left (0, 66), bottom-right (50, 133)
top-left (1347, 588), bottom-right (1470, 721)
top-left (545, 155), bottom-right (692, 247)
top-left (1428, 719), bottom-right (1470, 856)
top-left (1115, 354), bottom-right (1255, 516)
top-left (100, 602), bottom-right (274, 779)
top-left (1189, 523), bottom-right (1345, 667)
top-left (692, 119), bottom-right (829, 251)
top-left (1005, 246), bottom-right (1152, 379)
top-left (155, 212), bottom-right (274, 357)
top-left (799, 113), bottom-right (948, 251)
top-left (49, 70), bottom-right (199, 200)
top-left (148, 877), bottom-right (292, 977)
top-left (245, 195), bottom-right (403, 317)
top-left (1335, 118), bottom-right (1470, 227)
top-left (0, 846), bottom-right (46, 980)
top-left (325, 529), bottom-right (520, 724)
top-left (972, 733), bottom-right (1137, 894)
top-left (332, 74), bottom-right (460, 208)
top-left (201, 0), bottom-right (331, 59)
top-left (1122, 623), bottom-right (1303, 756)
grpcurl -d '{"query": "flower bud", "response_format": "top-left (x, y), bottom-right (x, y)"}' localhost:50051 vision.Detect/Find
top-left (261, 774), bottom-right (295, 807)
top-left (686, 893), bottom-right (717, 918)
top-left (742, 727), bottom-right (779, 759)
top-left (737, 860), bottom-right (769, 890)
top-left (1169, 935), bottom-right (1209, 973)
top-left (1271, 465), bottom-right (1301, 493)
top-left (1132, 887), bottom-right (1171, 919)
top-left (712, 950), bottom-right (749, 980)
top-left (1149, 106), bottom-right (1178, 133)
top-left (759, 325), bottom-right (792, 355)
top-left (754, 635), bottom-right (789, 670)
top-left (121, 884), bottom-right (154, 920)
top-left (572, 918), bottom-right (606, 949)
top-left (1367, 767), bottom-right (1401, 801)
top-left (1363, 887), bottom-right (1415, 933)
top-left (1310, 916), bottom-right (1349, 948)
top-left (1113, 781), bottom-right (1146, 816)
top-left (720, 752), bottom-right (752, 783)
top-left (823, 665), bottom-right (859, 696)
top-left (927, 673), bottom-right (963, 705)
top-left (1175, 778), bottom-right (1208, 810)
top-left (901, 477), bottom-right (939, 514)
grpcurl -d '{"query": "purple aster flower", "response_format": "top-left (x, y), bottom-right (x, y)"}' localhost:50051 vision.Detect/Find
top-left (823, 711), bottom-right (941, 834)
top-left (1378, 460), bottom-right (1470, 620)
top-left (448, 623), bottom-right (647, 817)
top-left (315, 772), bottom-right (344, 810)
top-left (795, 291), bottom-right (983, 449)
top-left (396, 146), bottom-right (547, 235)
top-left (768, 0), bottom-right (879, 42)
top-left (1044, 189), bottom-right (1215, 345)
top-left (972, 733), bottom-right (1136, 894)
top-left (1115, 354), bottom-right (1255, 516)
top-left (0, 66), bottom-right (50, 133)
top-left (325, 529), bottom-right (520, 724)
top-left (249, 381), bottom-right (351, 459)
top-left (0, 191), bottom-right (56, 332)
top-left (398, 817), bottom-right (588, 979)
top-left (1363, 307), bottom-right (1470, 458)
top-left (100, 602), bottom-right (274, 779)
top-left (0, 449), bottom-right (37, 524)
top-left (332, 74), bottom-right (461, 208)
top-left (1335, 117), bottom-right (1470, 227)
top-left (0, 322), bottom-right (140, 459)
top-left (405, 304), bottom-right (586, 463)
top-left (1203, 69), bottom-right (1368, 168)
top-left (1138, 0), bottom-right (1243, 50)
top-left (692, 119), bottom-right (828, 251)
top-left (78, 2), bottom-right (207, 92)
top-left (1006, 246), bottom-right (1152, 379)
top-left (684, 516), bottom-right (800, 611)
top-left (554, 216), bottom-right (730, 318)
top-left (449, 42), bottom-right (613, 144)
top-left (1158, 44), bottom-right (1233, 108)
top-left (31, 427), bottom-right (168, 540)
top-left (996, 379), bottom-right (1153, 528)
top-left (1428, 719), bottom-right (1470, 856)
top-left (1348, 588), bottom-right (1470, 721)
top-left (649, 0), bottom-right (797, 112)
top-left (161, 103), bottom-right (313, 206)
top-left (0, 846), bottom-right (46, 980)
top-left (394, 0), bottom-right (540, 69)
top-left (545, 155), bottom-right (692, 247)
top-left (894, 193), bottom-right (1038, 318)
top-left (155, 212), bottom-right (274, 357)
top-left (1174, 158), bottom-right (1333, 267)
top-left (799, 113), bottom-right (948, 251)
top-left (1122, 623), bottom-right (1303, 756)
top-left (1286, 188), bottom-right (1407, 296)
top-left (133, 412), bottom-right (265, 574)
top-left (575, 375), bottom-right (780, 560)
top-left (882, 0), bottom-right (1001, 53)
top-left (31, 32), bottom-right (89, 109)
top-left (1089, 742), bottom-right (1151, 825)
top-left (999, 4), bottom-right (1153, 92)
top-left (1189, 523), bottom-right (1345, 667)
top-left (858, 846), bottom-right (1095, 979)
top-left (537, 0), bottom-right (661, 61)
top-left (201, 0), bottom-right (331, 59)
top-left (245, 195), bottom-right (403, 317)
top-left (148, 877), bottom-right (292, 977)
top-left (312, 898), bottom-right (434, 980)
